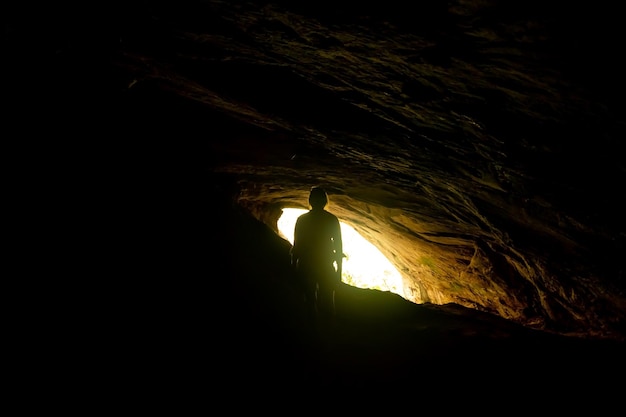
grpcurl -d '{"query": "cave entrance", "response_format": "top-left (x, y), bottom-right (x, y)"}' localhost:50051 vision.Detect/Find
top-left (278, 208), bottom-right (406, 299)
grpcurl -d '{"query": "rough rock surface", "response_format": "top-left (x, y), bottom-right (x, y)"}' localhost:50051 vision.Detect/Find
top-left (59, 0), bottom-right (624, 339)
top-left (7, 0), bottom-right (625, 402)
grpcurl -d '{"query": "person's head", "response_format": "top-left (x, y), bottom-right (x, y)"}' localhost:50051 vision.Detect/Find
top-left (309, 186), bottom-right (328, 210)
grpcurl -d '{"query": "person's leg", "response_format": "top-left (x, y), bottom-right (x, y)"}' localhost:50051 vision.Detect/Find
top-left (307, 278), bottom-right (320, 320)
top-left (296, 267), bottom-right (317, 322)
top-left (317, 281), bottom-right (335, 319)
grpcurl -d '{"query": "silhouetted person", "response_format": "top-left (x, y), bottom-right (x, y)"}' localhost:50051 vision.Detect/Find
top-left (291, 186), bottom-right (343, 321)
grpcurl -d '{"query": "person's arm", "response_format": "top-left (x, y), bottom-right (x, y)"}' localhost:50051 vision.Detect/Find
top-left (332, 216), bottom-right (343, 278)
top-left (291, 219), bottom-right (300, 268)
top-left (333, 217), bottom-right (343, 258)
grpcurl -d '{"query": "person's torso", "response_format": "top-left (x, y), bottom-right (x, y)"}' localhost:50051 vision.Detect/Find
top-left (295, 210), bottom-right (338, 264)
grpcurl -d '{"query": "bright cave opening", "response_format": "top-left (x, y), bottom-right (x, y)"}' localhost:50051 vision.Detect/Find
top-left (278, 208), bottom-right (406, 300)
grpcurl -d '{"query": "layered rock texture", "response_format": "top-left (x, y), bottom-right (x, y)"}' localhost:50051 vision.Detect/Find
top-left (76, 0), bottom-right (625, 337)
top-left (8, 0), bottom-right (625, 399)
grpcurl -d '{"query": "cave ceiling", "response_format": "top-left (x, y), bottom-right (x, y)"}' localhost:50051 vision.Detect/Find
top-left (9, 1), bottom-right (625, 339)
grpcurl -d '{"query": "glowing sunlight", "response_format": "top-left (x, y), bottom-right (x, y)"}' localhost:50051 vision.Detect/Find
top-left (278, 208), bottom-right (406, 299)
